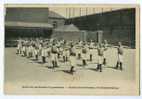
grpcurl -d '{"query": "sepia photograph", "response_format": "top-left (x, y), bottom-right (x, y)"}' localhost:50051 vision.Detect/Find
top-left (4, 4), bottom-right (140, 95)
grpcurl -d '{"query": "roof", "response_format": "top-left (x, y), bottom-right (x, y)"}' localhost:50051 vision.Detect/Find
top-left (54, 24), bottom-right (80, 32)
top-left (48, 11), bottom-right (65, 19)
top-left (5, 21), bottom-right (53, 28)
top-left (5, 8), bottom-right (65, 23)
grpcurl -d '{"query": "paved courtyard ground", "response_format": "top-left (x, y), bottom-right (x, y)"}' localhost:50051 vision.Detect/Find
top-left (4, 47), bottom-right (139, 95)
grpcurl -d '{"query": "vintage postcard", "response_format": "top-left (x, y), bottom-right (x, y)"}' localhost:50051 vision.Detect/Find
top-left (4, 4), bottom-right (140, 95)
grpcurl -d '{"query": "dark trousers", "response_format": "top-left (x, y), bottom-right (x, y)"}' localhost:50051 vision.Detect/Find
top-left (90, 54), bottom-right (92, 61)
top-left (42, 56), bottom-right (46, 63)
top-left (48, 52), bottom-right (50, 57)
top-left (78, 53), bottom-right (81, 59)
top-left (83, 59), bottom-right (87, 66)
top-left (65, 56), bottom-right (68, 62)
top-left (63, 56), bottom-right (68, 62)
top-left (96, 64), bottom-right (102, 72)
top-left (70, 66), bottom-right (75, 74)
top-left (23, 51), bottom-right (26, 57)
top-left (17, 49), bottom-right (20, 54)
top-left (52, 60), bottom-right (58, 68)
top-left (29, 52), bottom-right (32, 57)
top-left (63, 56), bottom-right (65, 62)
top-left (57, 53), bottom-right (60, 58)
top-left (35, 55), bottom-right (38, 60)
top-left (103, 58), bottom-right (106, 65)
top-left (116, 61), bottom-right (123, 70)
top-left (52, 61), bottom-right (55, 68)
top-left (55, 61), bottom-right (58, 67)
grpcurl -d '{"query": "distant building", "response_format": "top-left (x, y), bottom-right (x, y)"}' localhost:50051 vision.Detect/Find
top-left (5, 8), bottom-right (136, 48)
top-left (48, 11), bottom-right (65, 28)
top-left (52, 24), bottom-right (83, 41)
top-left (66, 8), bottom-right (135, 48)
top-left (5, 8), bottom-right (65, 38)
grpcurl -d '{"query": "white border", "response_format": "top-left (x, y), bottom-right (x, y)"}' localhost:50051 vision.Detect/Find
top-left (0, 0), bottom-right (141, 99)
top-left (3, 0), bottom-right (139, 4)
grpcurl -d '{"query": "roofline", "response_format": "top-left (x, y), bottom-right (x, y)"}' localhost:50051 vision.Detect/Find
top-left (67, 8), bottom-right (135, 20)
top-left (5, 21), bottom-right (53, 28)
top-left (48, 16), bottom-right (66, 19)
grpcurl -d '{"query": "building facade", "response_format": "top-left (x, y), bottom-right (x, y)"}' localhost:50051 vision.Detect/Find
top-left (5, 8), bottom-right (65, 38)
top-left (65, 8), bottom-right (135, 48)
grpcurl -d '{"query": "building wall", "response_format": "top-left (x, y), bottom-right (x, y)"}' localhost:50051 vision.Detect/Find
top-left (6, 8), bottom-right (65, 26)
top-left (5, 27), bottom-right (53, 38)
top-left (52, 31), bottom-right (82, 41)
top-left (48, 18), bottom-right (65, 28)
top-left (6, 8), bottom-right (49, 23)
top-left (65, 8), bottom-right (135, 48)
top-left (5, 8), bottom-right (66, 39)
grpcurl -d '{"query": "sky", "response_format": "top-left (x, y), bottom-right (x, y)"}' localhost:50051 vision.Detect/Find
top-left (49, 7), bottom-right (121, 18)
top-left (49, 7), bottom-right (116, 18)
top-left (5, 4), bottom-right (130, 18)
top-left (4, 4), bottom-right (132, 18)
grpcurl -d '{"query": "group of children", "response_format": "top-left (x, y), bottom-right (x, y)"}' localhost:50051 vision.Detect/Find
top-left (16, 38), bottom-right (124, 74)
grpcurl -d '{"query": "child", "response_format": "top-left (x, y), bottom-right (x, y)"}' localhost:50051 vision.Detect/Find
top-left (82, 43), bottom-right (88, 66)
top-left (115, 42), bottom-right (124, 70)
top-left (103, 40), bottom-right (108, 65)
top-left (41, 46), bottom-right (47, 63)
top-left (69, 44), bottom-right (76, 74)
top-left (51, 43), bottom-right (58, 68)
top-left (97, 43), bottom-right (104, 72)
top-left (89, 40), bottom-right (94, 61)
